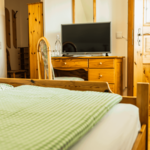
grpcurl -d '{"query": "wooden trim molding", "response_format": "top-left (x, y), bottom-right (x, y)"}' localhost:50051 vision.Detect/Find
top-left (127, 0), bottom-right (134, 96)
top-left (72, 0), bottom-right (75, 24)
top-left (93, 0), bottom-right (96, 22)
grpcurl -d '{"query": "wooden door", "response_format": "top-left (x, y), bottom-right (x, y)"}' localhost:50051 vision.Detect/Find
top-left (28, 2), bottom-right (43, 79)
top-left (133, 0), bottom-right (143, 96)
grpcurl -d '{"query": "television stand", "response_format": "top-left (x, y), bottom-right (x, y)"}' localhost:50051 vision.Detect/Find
top-left (52, 56), bottom-right (124, 95)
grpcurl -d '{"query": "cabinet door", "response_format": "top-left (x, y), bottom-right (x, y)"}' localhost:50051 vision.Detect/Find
top-left (28, 3), bottom-right (43, 79)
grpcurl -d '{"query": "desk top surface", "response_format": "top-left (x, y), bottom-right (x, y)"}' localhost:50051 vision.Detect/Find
top-left (52, 56), bottom-right (125, 59)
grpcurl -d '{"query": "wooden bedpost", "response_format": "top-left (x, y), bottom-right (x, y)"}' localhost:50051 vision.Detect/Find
top-left (137, 83), bottom-right (149, 150)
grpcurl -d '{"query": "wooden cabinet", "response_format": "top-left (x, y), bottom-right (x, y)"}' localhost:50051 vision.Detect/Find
top-left (52, 56), bottom-right (124, 95)
top-left (28, 2), bottom-right (43, 79)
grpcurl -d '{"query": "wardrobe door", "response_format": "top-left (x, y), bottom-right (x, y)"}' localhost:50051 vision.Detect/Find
top-left (28, 2), bottom-right (43, 79)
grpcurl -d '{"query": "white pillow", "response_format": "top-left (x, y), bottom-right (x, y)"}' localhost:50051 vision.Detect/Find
top-left (0, 83), bottom-right (14, 91)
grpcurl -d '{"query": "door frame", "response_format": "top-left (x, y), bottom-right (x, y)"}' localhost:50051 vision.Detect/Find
top-left (127, 0), bottom-right (134, 96)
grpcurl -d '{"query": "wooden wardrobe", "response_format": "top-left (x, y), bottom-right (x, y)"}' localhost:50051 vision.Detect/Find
top-left (28, 2), bottom-right (43, 79)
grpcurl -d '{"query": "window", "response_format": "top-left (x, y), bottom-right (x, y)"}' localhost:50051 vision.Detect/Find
top-left (144, 0), bottom-right (150, 25)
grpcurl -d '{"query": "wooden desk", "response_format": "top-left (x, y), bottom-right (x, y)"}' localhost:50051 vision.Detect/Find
top-left (52, 56), bottom-right (124, 95)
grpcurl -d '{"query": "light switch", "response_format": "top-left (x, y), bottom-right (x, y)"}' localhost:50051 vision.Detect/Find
top-left (116, 32), bottom-right (123, 39)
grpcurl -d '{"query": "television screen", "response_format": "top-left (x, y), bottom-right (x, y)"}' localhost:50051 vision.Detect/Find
top-left (61, 22), bottom-right (111, 54)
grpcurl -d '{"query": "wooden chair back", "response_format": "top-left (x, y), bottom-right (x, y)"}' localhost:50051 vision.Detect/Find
top-left (37, 37), bottom-right (52, 80)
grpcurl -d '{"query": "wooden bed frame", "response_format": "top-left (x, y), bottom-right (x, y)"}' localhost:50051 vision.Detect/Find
top-left (0, 78), bottom-right (149, 150)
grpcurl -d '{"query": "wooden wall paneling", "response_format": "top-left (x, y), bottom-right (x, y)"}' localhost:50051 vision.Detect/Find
top-left (28, 3), bottom-right (43, 79)
top-left (12, 10), bottom-right (17, 48)
top-left (128, 0), bottom-right (134, 96)
top-left (5, 8), bottom-right (11, 48)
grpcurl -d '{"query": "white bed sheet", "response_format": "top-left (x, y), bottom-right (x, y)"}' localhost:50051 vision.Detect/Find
top-left (69, 104), bottom-right (141, 150)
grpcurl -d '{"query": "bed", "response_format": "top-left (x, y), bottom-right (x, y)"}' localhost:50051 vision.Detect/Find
top-left (0, 78), bottom-right (149, 150)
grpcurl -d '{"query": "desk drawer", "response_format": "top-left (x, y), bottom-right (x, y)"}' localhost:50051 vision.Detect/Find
top-left (89, 59), bottom-right (115, 68)
top-left (88, 69), bottom-right (115, 83)
top-left (52, 59), bottom-right (88, 68)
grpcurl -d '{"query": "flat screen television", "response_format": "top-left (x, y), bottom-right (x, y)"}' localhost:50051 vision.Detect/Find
top-left (61, 22), bottom-right (111, 55)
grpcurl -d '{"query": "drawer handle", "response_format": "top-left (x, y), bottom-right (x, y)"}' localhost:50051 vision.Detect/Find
top-left (99, 62), bottom-right (102, 65)
top-left (64, 62), bottom-right (67, 65)
top-left (99, 75), bottom-right (103, 78)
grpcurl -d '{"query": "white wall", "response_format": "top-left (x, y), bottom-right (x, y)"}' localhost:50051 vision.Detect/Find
top-left (44, 0), bottom-right (72, 50)
top-left (97, 0), bottom-right (128, 56)
top-left (97, 0), bottom-right (128, 94)
top-left (0, 0), bottom-right (7, 78)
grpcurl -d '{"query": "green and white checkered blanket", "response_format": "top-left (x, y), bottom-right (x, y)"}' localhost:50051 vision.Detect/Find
top-left (0, 85), bottom-right (122, 150)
